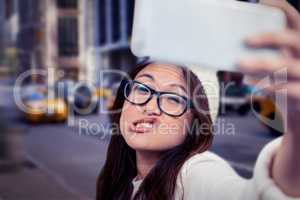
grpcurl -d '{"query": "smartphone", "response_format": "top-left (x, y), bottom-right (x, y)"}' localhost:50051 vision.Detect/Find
top-left (131, 0), bottom-right (286, 71)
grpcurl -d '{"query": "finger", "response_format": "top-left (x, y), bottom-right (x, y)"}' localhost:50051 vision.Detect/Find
top-left (246, 30), bottom-right (300, 53)
top-left (281, 47), bottom-right (293, 58)
top-left (260, 0), bottom-right (300, 30)
top-left (265, 82), bottom-right (300, 100)
top-left (263, 83), bottom-right (300, 125)
top-left (238, 58), bottom-right (300, 79)
top-left (243, 75), bottom-right (262, 86)
top-left (239, 57), bottom-right (288, 72)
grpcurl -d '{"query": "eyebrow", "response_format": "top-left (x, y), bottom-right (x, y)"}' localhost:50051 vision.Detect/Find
top-left (136, 73), bottom-right (187, 94)
top-left (169, 83), bottom-right (187, 94)
top-left (135, 73), bottom-right (154, 81)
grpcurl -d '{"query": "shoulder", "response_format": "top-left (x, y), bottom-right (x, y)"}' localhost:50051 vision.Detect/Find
top-left (178, 151), bottom-right (243, 188)
top-left (181, 151), bottom-right (237, 177)
top-left (175, 151), bottom-right (245, 199)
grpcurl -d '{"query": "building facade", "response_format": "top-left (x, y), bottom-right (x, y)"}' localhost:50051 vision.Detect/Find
top-left (0, 0), bottom-right (4, 57)
top-left (1, 0), bottom-right (299, 82)
top-left (90, 0), bottom-right (300, 85)
top-left (0, 0), bottom-right (92, 81)
top-left (88, 0), bottom-right (137, 85)
top-left (0, 0), bottom-right (20, 75)
top-left (40, 0), bottom-right (90, 81)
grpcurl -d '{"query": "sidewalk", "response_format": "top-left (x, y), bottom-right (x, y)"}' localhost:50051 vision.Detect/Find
top-left (0, 162), bottom-right (87, 200)
top-left (0, 121), bottom-right (98, 200)
top-left (0, 117), bottom-right (106, 200)
top-left (0, 81), bottom-right (96, 200)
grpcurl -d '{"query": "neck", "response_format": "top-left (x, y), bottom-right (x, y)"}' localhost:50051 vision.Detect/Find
top-left (135, 150), bottom-right (162, 180)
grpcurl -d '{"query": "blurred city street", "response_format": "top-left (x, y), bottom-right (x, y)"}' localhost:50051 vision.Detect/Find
top-left (1, 0), bottom-right (298, 199)
top-left (0, 81), bottom-right (278, 200)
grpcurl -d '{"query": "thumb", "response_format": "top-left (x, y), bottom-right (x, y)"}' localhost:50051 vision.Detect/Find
top-left (260, 0), bottom-right (300, 30)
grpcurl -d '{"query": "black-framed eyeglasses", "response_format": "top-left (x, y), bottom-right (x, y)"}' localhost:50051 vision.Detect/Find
top-left (124, 80), bottom-right (193, 117)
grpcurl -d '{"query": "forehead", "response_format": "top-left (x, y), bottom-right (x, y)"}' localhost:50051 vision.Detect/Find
top-left (135, 63), bottom-right (186, 85)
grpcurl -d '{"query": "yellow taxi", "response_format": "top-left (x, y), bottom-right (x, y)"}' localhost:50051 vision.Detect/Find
top-left (22, 85), bottom-right (68, 123)
top-left (24, 96), bottom-right (68, 123)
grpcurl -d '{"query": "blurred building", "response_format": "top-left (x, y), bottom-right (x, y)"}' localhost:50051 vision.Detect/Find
top-left (86, 0), bottom-right (137, 85)
top-left (47, 0), bottom-right (98, 81)
top-left (0, 0), bottom-right (20, 76)
top-left (0, 0), bottom-right (19, 48)
top-left (0, 0), bottom-right (94, 82)
top-left (17, 0), bottom-right (44, 77)
top-left (16, 0), bottom-right (137, 83)
top-left (0, 1), bottom-right (4, 56)
top-left (1, 0), bottom-right (299, 82)
top-left (13, 0), bottom-right (137, 83)
top-left (89, 0), bottom-right (300, 85)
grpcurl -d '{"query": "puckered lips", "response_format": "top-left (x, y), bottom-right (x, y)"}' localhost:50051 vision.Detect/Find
top-left (129, 117), bottom-right (158, 133)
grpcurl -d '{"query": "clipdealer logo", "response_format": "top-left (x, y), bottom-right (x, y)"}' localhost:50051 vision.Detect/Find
top-left (249, 67), bottom-right (288, 133)
top-left (13, 67), bottom-right (130, 126)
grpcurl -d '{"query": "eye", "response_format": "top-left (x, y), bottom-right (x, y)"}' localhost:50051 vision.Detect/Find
top-left (166, 95), bottom-right (183, 104)
top-left (133, 83), bottom-right (149, 94)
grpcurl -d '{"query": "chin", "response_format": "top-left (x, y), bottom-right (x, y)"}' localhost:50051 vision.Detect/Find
top-left (124, 134), bottom-right (180, 152)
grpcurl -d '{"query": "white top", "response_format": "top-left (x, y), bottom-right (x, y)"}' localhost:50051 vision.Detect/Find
top-left (131, 137), bottom-right (300, 200)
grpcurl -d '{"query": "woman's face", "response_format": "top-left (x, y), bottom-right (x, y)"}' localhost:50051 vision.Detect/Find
top-left (120, 63), bottom-right (193, 152)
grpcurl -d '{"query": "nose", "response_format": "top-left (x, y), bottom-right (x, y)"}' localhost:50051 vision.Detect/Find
top-left (143, 95), bottom-right (161, 116)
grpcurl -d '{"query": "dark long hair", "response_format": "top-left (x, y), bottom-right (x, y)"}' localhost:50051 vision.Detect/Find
top-left (96, 60), bottom-right (214, 200)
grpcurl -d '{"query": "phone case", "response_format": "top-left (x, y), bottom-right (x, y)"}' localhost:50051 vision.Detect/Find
top-left (131, 0), bottom-right (286, 71)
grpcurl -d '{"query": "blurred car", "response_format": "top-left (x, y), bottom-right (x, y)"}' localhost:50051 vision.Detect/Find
top-left (95, 88), bottom-right (112, 100)
top-left (54, 79), bottom-right (75, 102)
top-left (248, 91), bottom-right (284, 136)
top-left (220, 82), bottom-right (283, 136)
top-left (55, 79), bottom-right (113, 115)
top-left (105, 82), bottom-right (120, 110)
top-left (220, 82), bottom-right (250, 116)
top-left (22, 86), bottom-right (68, 123)
top-left (106, 95), bottom-right (116, 110)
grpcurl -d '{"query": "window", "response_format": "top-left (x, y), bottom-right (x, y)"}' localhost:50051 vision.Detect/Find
top-left (112, 0), bottom-right (120, 42)
top-left (99, 0), bottom-right (106, 45)
top-left (126, 0), bottom-right (134, 37)
top-left (97, 0), bottom-right (135, 45)
top-left (58, 17), bottom-right (79, 56)
top-left (57, 0), bottom-right (78, 9)
top-left (5, 0), bottom-right (14, 19)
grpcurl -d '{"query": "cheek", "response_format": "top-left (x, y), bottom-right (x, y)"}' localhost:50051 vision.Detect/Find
top-left (119, 102), bottom-right (143, 136)
top-left (159, 113), bottom-right (193, 146)
top-left (157, 118), bottom-right (181, 135)
top-left (120, 102), bottom-right (133, 135)
top-left (159, 117), bottom-right (190, 142)
top-left (119, 103), bottom-right (193, 151)
top-left (144, 116), bottom-right (192, 151)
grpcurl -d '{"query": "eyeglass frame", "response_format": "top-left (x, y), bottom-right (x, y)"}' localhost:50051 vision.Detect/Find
top-left (123, 80), bottom-right (194, 117)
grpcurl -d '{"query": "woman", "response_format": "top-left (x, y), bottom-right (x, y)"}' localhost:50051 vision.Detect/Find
top-left (97, 0), bottom-right (300, 199)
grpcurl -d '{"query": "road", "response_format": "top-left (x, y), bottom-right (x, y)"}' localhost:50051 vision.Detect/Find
top-left (0, 82), bottom-right (279, 199)
top-left (17, 113), bottom-right (277, 199)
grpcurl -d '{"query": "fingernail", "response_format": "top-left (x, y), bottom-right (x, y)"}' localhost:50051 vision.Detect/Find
top-left (245, 37), bottom-right (261, 45)
top-left (238, 59), bottom-right (253, 67)
top-left (237, 59), bottom-right (256, 71)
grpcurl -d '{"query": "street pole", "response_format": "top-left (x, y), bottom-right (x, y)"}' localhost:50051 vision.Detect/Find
top-left (0, 107), bottom-right (32, 172)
